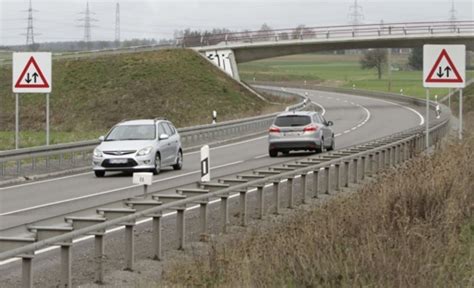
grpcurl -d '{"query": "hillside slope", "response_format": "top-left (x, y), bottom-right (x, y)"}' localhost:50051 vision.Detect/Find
top-left (0, 49), bottom-right (273, 134)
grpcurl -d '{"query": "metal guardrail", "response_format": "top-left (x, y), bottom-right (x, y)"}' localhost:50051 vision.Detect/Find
top-left (0, 90), bottom-right (308, 178)
top-left (177, 20), bottom-right (474, 48)
top-left (0, 98), bottom-right (451, 287)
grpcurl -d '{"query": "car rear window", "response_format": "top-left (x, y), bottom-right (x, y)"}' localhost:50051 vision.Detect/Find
top-left (274, 115), bottom-right (311, 127)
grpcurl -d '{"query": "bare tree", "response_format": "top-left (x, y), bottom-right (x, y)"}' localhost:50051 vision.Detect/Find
top-left (360, 49), bottom-right (387, 79)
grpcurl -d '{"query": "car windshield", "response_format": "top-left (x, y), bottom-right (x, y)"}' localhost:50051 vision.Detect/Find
top-left (105, 125), bottom-right (156, 141)
top-left (274, 115), bottom-right (311, 127)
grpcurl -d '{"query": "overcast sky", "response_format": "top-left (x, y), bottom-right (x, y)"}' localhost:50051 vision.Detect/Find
top-left (1, 0), bottom-right (472, 45)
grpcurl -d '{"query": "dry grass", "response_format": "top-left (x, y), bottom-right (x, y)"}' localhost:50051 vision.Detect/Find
top-left (162, 135), bottom-right (474, 287)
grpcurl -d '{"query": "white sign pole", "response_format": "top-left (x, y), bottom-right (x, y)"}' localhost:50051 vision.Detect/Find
top-left (46, 93), bottom-right (50, 145)
top-left (459, 89), bottom-right (463, 140)
top-left (425, 89), bottom-right (430, 149)
top-left (15, 94), bottom-right (19, 149)
top-left (200, 145), bottom-right (210, 182)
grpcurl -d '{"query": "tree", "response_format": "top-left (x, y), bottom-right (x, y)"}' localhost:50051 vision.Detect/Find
top-left (360, 49), bottom-right (387, 80)
top-left (408, 47), bottom-right (423, 70)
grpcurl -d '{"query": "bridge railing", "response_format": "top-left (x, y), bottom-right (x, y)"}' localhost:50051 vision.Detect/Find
top-left (176, 20), bottom-right (474, 47)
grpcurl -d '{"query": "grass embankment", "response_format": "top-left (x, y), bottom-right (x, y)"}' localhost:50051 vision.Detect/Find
top-left (163, 86), bottom-right (474, 287)
top-left (239, 53), bottom-right (474, 98)
top-left (0, 49), bottom-right (286, 150)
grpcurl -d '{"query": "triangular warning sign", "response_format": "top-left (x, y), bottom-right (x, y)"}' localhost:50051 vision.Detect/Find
top-left (14, 56), bottom-right (50, 88)
top-left (425, 49), bottom-right (463, 83)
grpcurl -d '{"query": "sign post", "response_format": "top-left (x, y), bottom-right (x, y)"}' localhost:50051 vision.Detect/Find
top-left (12, 52), bottom-right (52, 148)
top-left (200, 145), bottom-right (210, 182)
top-left (423, 45), bottom-right (465, 144)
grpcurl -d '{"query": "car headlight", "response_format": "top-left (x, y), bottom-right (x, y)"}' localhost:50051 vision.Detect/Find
top-left (137, 146), bottom-right (153, 156)
top-left (93, 148), bottom-right (103, 157)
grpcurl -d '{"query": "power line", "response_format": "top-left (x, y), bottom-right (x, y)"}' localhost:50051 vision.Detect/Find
top-left (449, 0), bottom-right (457, 31)
top-left (22, 0), bottom-right (40, 48)
top-left (115, 2), bottom-right (120, 44)
top-left (77, 2), bottom-right (98, 43)
top-left (348, 0), bottom-right (364, 27)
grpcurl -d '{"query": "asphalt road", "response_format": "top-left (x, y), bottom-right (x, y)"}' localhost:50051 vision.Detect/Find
top-left (0, 88), bottom-right (426, 232)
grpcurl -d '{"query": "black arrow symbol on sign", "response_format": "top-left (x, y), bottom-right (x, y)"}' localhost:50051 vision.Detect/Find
top-left (31, 72), bottom-right (38, 83)
top-left (444, 66), bottom-right (451, 78)
top-left (25, 73), bottom-right (32, 83)
top-left (436, 66), bottom-right (444, 78)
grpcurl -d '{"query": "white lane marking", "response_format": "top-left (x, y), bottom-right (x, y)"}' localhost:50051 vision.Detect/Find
top-left (335, 133), bottom-right (342, 137)
top-left (0, 136), bottom-right (269, 191)
top-left (0, 172), bottom-right (93, 190)
top-left (311, 101), bottom-right (326, 116)
top-left (254, 154), bottom-right (268, 159)
top-left (373, 98), bottom-right (425, 125)
top-left (0, 161), bottom-right (243, 216)
top-left (344, 130), bottom-right (351, 133)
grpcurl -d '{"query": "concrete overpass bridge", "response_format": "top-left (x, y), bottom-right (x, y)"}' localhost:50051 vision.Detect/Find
top-left (180, 21), bottom-right (474, 80)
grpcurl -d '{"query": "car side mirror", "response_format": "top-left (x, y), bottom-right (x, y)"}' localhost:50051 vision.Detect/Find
top-left (327, 121), bottom-right (333, 126)
top-left (98, 135), bottom-right (105, 142)
top-left (159, 134), bottom-right (169, 140)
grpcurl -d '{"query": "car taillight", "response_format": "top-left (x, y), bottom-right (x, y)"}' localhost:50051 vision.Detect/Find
top-left (269, 126), bottom-right (280, 133)
top-left (303, 125), bottom-right (318, 132)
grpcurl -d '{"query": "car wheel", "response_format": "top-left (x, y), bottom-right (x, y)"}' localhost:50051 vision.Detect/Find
top-left (327, 137), bottom-right (335, 151)
top-left (315, 138), bottom-right (323, 153)
top-left (173, 150), bottom-right (183, 170)
top-left (94, 170), bottom-right (105, 177)
top-left (153, 153), bottom-right (161, 175)
top-left (269, 149), bottom-right (278, 157)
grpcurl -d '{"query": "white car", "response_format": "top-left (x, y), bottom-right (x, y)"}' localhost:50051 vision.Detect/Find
top-left (92, 119), bottom-right (183, 177)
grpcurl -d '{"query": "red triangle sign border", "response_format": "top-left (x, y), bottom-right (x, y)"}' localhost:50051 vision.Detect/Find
top-left (14, 56), bottom-right (50, 88)
top-left (425, 49), bottom-right (463, 83)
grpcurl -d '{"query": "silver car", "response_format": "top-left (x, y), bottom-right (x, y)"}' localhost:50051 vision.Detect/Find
top-left (92, 119), bottom-right (183, 177)
top-left (268, 111), bottom-right (335, 157)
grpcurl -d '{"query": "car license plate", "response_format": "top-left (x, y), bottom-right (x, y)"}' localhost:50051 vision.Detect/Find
top-left (110, 159), bottom-right (127, 164)
top-left (284, 132), bottom-right (300, 136)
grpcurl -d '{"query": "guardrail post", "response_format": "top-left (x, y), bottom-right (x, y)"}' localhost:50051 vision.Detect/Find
top-left (60, 244), bottom-right (72, 287)
top-left (256, 185), bottom-right (265, 219)
top-left (324, 166), bottom-right (331, 194)
top-left (387, 148), bottom-right (392, 167)
top-left (199, 202), bottom-right (208, 241)
top-left (361, 156), bottom-right (366, 180)
top-left (1, 162), bottom-right (4, 176)
top-left (312, 170), bottom-right (319, 198)
top-left (334, 163), bottom-right (341, 191)
top-left (273, 181), bottom-right (280, 214)
top-left (301, 173), bottom-right (307, 204)
top-left (382, 150), bottom-right (387, 169)
top-left (375, 152), bottom-right (381, 173)
top-left (240, 190), bottom-right (248, 226)
top-left (344, 161), bottom-right (350, 187)
top-left (125, 224), bottom-right (135, 270)
top-left (368, 154), bottom-right (374, 176)
top-left (32, 158), bottom-right (36, 171)
top-left (94, 234), bottom-right (104, 284)
top-left (22, 256), bottom-right (34, 288)
top-left (353, 158), bottom-right (359, 184)
top-left (176, 208), bottom-right (186, 249)
top-left (220, 195), bottom-right (229, 233)
top-left (152, 215), bottom-right (162, 260)
top-left (16, 160), bottom-right (21, 175)
top-left (287, 177), bottom-right (294, 209)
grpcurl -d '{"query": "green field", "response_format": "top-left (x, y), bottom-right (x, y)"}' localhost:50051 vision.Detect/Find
top-left (239, 53), bottom-right (474, 98)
